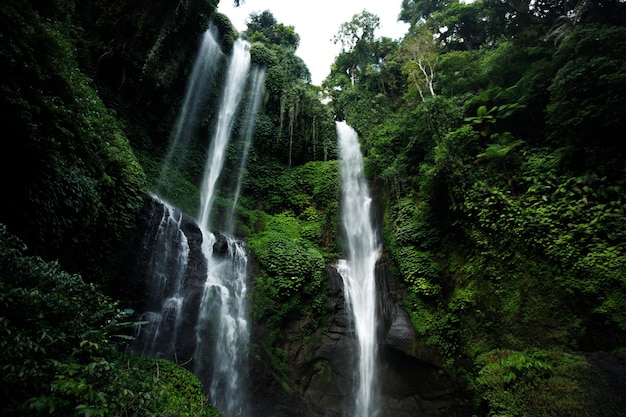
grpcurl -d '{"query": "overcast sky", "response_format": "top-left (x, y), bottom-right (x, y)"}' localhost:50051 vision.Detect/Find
top-left (217, 0), bottom-right (409, 86)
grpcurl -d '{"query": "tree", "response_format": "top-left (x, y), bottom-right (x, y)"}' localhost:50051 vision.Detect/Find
top-left (332, 10), bottom-right (381, 86)
top-left (399, 27), bottom-right (439, 101)
top-left (545, 0), bottom-right (626, 44)
top-left (425, 0), bottom-right (492, 51)
top-left (400, 0), bottom-right (456, 26)
top-left (245, 10), bottom-right (336, 168)
top-left (546, 24), bottom-right (626, 170)
top-left (246, 10), bottom-right (300, 50)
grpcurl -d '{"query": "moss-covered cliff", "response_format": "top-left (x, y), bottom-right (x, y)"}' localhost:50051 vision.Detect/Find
top-left (0, 0), bottom-right (225, 414)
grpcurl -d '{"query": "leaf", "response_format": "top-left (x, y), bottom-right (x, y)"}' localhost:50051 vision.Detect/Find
top-left (503, 371), bottom-right (517, 384)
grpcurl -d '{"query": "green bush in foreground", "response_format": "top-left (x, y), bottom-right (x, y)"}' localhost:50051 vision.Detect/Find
top-left (0, 224), bottom-right (222, 417)
top-left (473, 348), bottom-right (626, 417)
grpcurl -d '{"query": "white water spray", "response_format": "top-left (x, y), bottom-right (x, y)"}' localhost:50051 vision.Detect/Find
top-left (131, 27), bottom-right (263, 417)
top-left (131, 195), bottom-right (189, 358)
top-left (337, 121), bottom-right (382, 417)
top-left (194, 232), bottom-right (250, 417)
top-left (156, 26), bottom-right (223, 193)
top-left (132, 26), bottom-right (223, 359)
top-left (197, 38), bottom-right (251, 232)
top-left (193, 37), bottom-right (256, 417)
top-left (225, 67), bottom-right (266, 235)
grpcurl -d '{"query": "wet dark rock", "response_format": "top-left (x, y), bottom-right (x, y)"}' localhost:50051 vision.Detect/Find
top-left (247, 259), bottom-right (467, 417)
top-left (122, 194), bottom-right (468, 416)
top-left (212, 232), bottom-right (230, 257)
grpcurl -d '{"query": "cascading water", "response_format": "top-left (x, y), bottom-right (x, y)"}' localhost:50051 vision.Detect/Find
top-left (130, 29), bottom-right (264, 417)
top-left (336, 121), bottom-right (382, 417)
top-left (194, 232), bottom-right (250, 417)
top-left (193, 37), bottom-right (256, 417)
top-left (130, 195), bottom-right (190, 358)
top-left (198, 37), bottom-right (251, 232)
top-left (156, 25), bottom-right (223, 193)
top-left (129, 25), bottom-right (223, 362)
top-left (225, 67), bottom-right (265, 235)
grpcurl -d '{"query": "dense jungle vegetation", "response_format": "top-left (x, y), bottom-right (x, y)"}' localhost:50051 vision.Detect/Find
top-left (1, 0), bottom-right (626, 416)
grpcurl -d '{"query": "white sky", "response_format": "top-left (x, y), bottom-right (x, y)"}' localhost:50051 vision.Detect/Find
top-left (217, 0), bottom-right (410, 86)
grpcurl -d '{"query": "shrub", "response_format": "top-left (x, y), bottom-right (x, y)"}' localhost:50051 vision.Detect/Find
top-left (0, 225), bottom-right (221, 416)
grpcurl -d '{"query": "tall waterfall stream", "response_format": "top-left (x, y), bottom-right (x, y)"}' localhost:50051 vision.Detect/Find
top-left (130, 25), bottom-right (385, 417)
top-left (130, 27), bottom-right (264, 417)
top-left (337, 121), bottom-right (382, 417)
top-left (194, 36), bottom-right (253, 417)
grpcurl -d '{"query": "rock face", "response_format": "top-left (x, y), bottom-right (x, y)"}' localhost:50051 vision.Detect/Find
top-left (117, 194), bottom-right (224, 370)
top-left (118, 195), bottom-right (197, 360)
top-left (374, 255), bottom-right (464, 416)
top-left (121, 195), bottom-right (467, 416)
top-left (248, 255), bottom-right (467, 417)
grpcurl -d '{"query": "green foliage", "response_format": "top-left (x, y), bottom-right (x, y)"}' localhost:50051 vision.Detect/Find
top-left (244, 160), bottom-right (340, 387)
top-left (244, 10), bottom-right (335, 169)
top-left (330, 10), bottom-right (381, 87)
top-left (326, 2), bottom-right (626, 413)
top-left (26, 354), bottom-right (222, 417)
top-left (243, 155), bottom-right (286, 210)
top-left (0, 225), bottom-right (221, 417)
top-left (474, 349), bottom-right (625, 417)
top-left (250, 41), bottom-right (278, 66)
top-left (243, 159), bottom-right (340, 254)
top-left (455, 152), bottom-right (626, 331)
top-left (385, 197), bottom-right (440, 249)
top-left (478, 349), bottom-right (554, 387)
top-left (248, 212), bottom-right (327, 316)
top-left (289, 161), bottom-right (341, 215)
top-left (394, 246), bottom-right (440, 297)
top-left (436, 50), bottom-right (483, 96)
top-left (429, 125), bottom-right (481, 210)
top-left (140, 157), bottom-right (201, 217)
top-left (546, 25), bottom-right (626, 160)
top-left (475, 39), bottom-right (531, 87)
top-left (246, 10), bottom-right (301, 50)
top-left (0, 3), bottom-right (147, 285)
top-left (425, 0), bottom-right (493, 51)
top-left (464, 86), bottom-right (527, 139)
top-left (6, 0), bottom-right (626, 414)
top-left (212, 12), bottom-right (238, 52)
top-left (247, 211), bottom-right (330, 388)
top-left (474, 132), bottom-right (524, 165)
top-left (1, 225), bottom-right (120, 410)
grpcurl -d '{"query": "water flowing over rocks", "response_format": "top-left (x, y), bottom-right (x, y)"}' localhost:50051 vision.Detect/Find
top-left (247, 256), bottom-right (467, 417)
top-left (280, 261), bottom-right (463, 417)
top-left (118, 185), bottom-right (467, 417)
top-left (118, 195), bottom-right (230, 369)
top-left (122, 195), bottom-right (469, 416)
top-left (120, 194), bottom-right (254, 415)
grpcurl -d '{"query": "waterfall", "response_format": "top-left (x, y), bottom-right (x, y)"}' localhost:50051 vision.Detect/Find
top-left (130, 194), bottom-right (189, 359)
top-left (225, 66), bottom-right (266, 235)
top-left (129, 26), bottom-right (223, 362)
top-left (198, 37), bottom-right (251, 232)
top-left (192, 37), bottom-right (258, 417)
top-left (336, 121), bottom-right (382, 417)
top-left (194, 233), bottom-right (250, 417)
top-left (130, 29), bottom-right (264, 417)
top-left (156, 25), bottom-right (223, 194)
